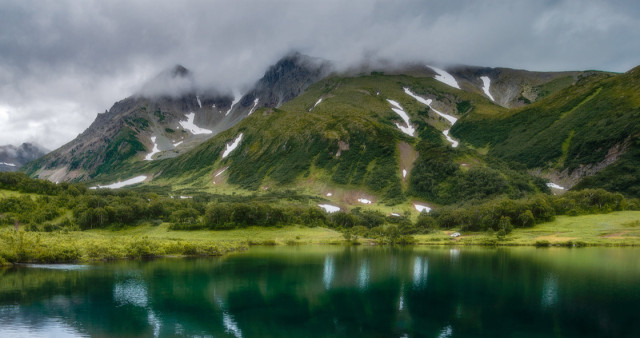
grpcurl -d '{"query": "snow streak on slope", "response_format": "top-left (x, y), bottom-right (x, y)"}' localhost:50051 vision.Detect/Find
top-left (386, 99), bottom-right (416, 136)
top-left (196, 95), bottom-right (202, 108)
top-left (442, 130), bottom-right (459, 148)
top-left (144, 136), bottom-right (160, 161)
top-left (222, 133), bottom-right (243, 159)
top-left (309, 98), bottom-right (323, 111)
top-left (91, 175), bottom-right (147, 189)
top-left (546, 182), bottom-right (565, 190)
top-left (248, 98), bottom-right (259, 116)
top-left (427, 66), bottom-right (460, 89)
top-left (179, 113), bottom-right (213, 135)
top-left (225, 94), bottom-right (241, 116)
top-left (403, 88), bottom-right (459, 147)
top-left (0, 162), bottom-right (16, 167)
top-left (480, 76), bottom-right (495, 101)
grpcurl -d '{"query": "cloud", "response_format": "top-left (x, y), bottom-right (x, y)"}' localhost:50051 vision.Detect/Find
top-left (0, 0), bottom-right (639, 148)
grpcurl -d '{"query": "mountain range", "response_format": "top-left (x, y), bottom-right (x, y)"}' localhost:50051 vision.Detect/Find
top-left (20, 53), bottom-right (640, 211)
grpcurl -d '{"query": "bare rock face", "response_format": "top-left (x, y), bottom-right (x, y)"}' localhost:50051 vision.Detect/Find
top-left (0, 143), bottom-right (48, 172)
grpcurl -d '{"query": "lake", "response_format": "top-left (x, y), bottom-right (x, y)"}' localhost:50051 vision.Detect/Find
top-left (1, 246), bottom-right (639, 337)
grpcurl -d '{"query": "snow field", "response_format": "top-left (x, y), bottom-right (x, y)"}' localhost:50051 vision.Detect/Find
top-left (90, 175), bottom-right (147, 189)
top-left (427, 66), bottom-right (460, 89)
top-left (144, 136), bottom-right (160, 161)
top-left (480, 76), bottom-right (495, 101)
top-left (318, 204), bottom-right (340, 213)
top-left (179, 113), bottom-right (213, 135)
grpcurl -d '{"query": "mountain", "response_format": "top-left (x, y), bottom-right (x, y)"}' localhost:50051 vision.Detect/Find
top-left (0, 143), bottom-right (47, 172)
top-left (23, 53), bottom-right (330, 182)
top-left (23, 53), bottom-right (638, 211)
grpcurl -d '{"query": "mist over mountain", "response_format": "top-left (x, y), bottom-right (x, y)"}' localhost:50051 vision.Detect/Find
top-left (0, 143), bottom-right (48, 172)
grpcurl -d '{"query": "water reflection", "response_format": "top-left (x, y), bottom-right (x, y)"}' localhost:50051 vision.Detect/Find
top-left (541, 273), bottom-right (558, 308)
top-left (1, 247), bottom-right (640, 337)
top-left (357, 259), bottom-right (369, 290)
top-left (322, 256), bottom-right (334, 290)
top-left (412, 256), bottom-right (428, 288)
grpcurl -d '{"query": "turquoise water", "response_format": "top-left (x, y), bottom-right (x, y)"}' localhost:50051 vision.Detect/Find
top-left (1, 246), bottom-right (639, 337)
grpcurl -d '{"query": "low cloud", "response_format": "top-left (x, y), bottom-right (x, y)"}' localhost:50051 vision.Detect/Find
top-left (0, 0), bottom-right (639, 148)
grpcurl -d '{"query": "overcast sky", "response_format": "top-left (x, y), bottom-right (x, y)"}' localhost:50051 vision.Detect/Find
top-left (1, 0), bottom-right (639, 149)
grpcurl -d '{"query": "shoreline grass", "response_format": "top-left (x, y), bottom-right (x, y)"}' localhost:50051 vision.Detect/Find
top-left (1, 211), bottom-right (639, 266)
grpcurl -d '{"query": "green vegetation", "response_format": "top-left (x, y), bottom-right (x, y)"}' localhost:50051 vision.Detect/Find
top-left (452, 69), bottom-right (640, 198)
top-left (2, 172), bottom-right (639, 265)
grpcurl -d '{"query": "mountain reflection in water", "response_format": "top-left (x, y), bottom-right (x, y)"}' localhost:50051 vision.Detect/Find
top-left (1, 246), bottom-right (640, 337)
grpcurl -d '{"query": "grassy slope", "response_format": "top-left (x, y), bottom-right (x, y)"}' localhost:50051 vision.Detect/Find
top-left (143, 73), bottom-right (547, 210)
top-left (452, 67), bottom-right (640, 196)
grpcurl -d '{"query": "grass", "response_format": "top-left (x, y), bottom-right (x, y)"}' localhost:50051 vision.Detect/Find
top-left (414, 211), bottom-right (640, 246)
top-left (0, 224), bottom-right (344, 265)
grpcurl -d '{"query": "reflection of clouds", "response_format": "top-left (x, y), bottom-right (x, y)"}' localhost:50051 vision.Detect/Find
top-left (223, 313), bottom-right (243, 338)
top-left (541, 274), bottom-right (559, 308)
top-left (449, 248), bottom-right (460, 263)
top-left (113, 279), bottom-right (148, 307)
top-left (0, 316), bottom-right (84, 338)
top-left (413, 257), bottom-right (428, 288)
top-left (399, 285), bottom-right (405, 311)
top-left (214, 288), bottom-right (243, 338)
top-left (113, 278), bottom-right (162, 337)
top-left (438, 324), bottom-right (453, 338)
top-left (323, 256), bottom-right (335, 290)
top-left (357, 260), bottom-right (370, 290)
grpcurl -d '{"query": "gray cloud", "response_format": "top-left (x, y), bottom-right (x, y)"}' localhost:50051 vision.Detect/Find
top-left (1, 0), bottom-right (639, 148)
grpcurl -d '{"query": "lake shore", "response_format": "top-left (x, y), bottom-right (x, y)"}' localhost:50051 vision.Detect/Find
top-left (1, 211), bottom-right (639, 265)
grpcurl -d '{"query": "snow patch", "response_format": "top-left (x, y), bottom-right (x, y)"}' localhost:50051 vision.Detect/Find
top-left (391, 213), bottom-right (401, 217)
top-left (196, 95), bottom-right (202, 108)
top-left (546, 182), bottom-right (565, 190)
top-left (427, 66), bottom-right (460, 89)
top-left (309, 98), bottom-right (323, 111)
top-left (222, 133), bottom-right (243, 159)
top-left (179, 196), bottom-right (192, 199)
top-left (91, 175), bottom-right (147, 189)
top-left (179, 113), bottom-right (213, 135)
top-left (0, 162), bottom-right (16, 167)
top-left (414, 204), bottom-right (431, 213)
top-left (144, 136), bottom-right (160, 161)
top-left (480, 76), bottom-right (495, 102)
top-left (386, 99), bottom-right (416, 136)
top-left (225, 94), bottom-right (241, 116)
top-left (358, 198), bottom-right (372, 204)
top-left (403, 88), bottom-right (457, 124)
top-left (318, 204), bottom-right (340, 213)
top-left (173, 141), bottom-right (183, 148)
top-left (326, 192), bottom-right (333, 197)
top-left (248, 98), bottom-right (259, 116)
top-left (443, 130), bottom-right (459, 148)
top-left (215, 167), bottom-right (228, 177)
top-left (404, 88), bottom-right (459, 147)
top-left (402, 169), bottom-right (407, 178)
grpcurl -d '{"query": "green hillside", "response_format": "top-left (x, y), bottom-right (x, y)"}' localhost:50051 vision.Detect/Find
top-left (452, 67), bottom-right (640, 197)
top-left (145, 73), bottom-right (545, 207)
